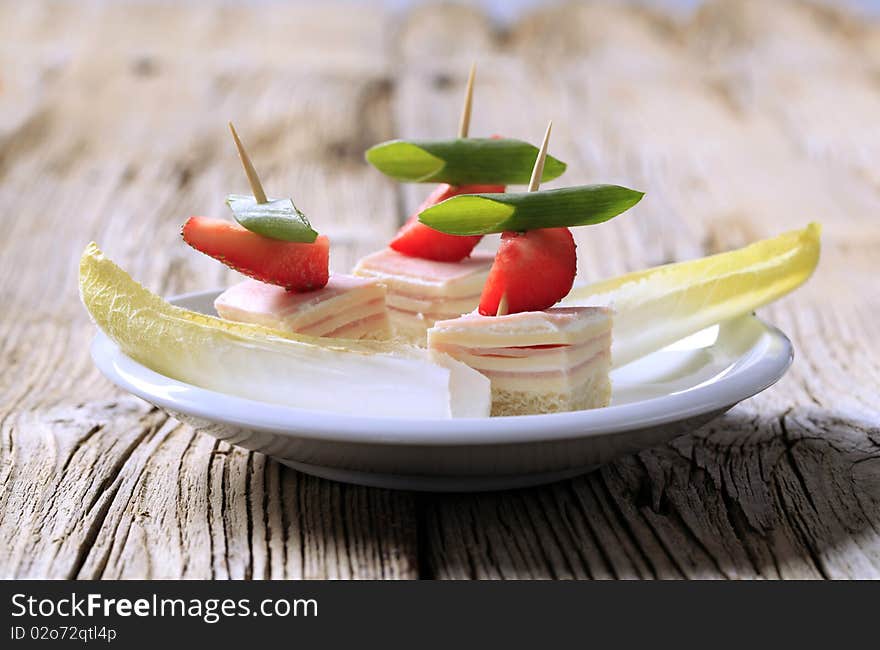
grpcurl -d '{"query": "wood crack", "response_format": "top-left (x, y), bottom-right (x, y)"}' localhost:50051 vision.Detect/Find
top-left (244, 452), bottom-right (255, 580)
top-left (206, 438), bottom-right (220, 580)
top-left (67, 414), bottom-right (168, 579)
top-left (596, 470), bottom-right (663, 579)
top-left (779, 411), bottom-right (822, 518)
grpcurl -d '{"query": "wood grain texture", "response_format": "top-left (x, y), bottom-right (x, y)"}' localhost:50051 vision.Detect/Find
top-left (1, 0), bottom-right (878, 580)
top-left (0, 0), bottom-right (415, 580)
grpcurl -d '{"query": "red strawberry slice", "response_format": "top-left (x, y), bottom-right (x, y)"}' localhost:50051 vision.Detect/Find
top-left (182, 217), bottom-right (329, 292)
top-left (478, 227), bottom-right (576, 316)
top-left (390, 183), bottom-right (505, 262)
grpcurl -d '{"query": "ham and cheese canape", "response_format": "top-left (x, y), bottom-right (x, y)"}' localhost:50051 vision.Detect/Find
top-left (418, 123), bottom-right (644, 415)
top-left (185, 123), bottom-right (394, 342)
top-left (353, 248), bottom-right (492, 344)
top-left (215, 275), bottom-right (391, 340)
top-left (359, 68), bottom-right (567, 345)
top-left (428, 307), bottom-right (613, 416)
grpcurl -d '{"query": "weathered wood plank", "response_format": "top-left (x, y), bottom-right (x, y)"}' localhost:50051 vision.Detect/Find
top-left (0, 1), bottom-right (418, 579)
top-left (407, 1), bottom-right (880, 580)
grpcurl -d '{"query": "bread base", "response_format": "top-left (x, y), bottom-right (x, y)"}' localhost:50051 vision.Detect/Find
top-left (490, 370), bottom-right (612, 417)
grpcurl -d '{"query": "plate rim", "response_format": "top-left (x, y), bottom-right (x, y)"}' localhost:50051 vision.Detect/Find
top-left (90, 291), bottom-right (794, 447)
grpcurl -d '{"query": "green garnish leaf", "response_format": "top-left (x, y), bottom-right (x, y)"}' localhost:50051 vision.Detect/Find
top-left (226, 194), bottom-right (318, 243)
top-left (365, 138), bottom-right (567, 185)
top-left (418, 185), bottom-right (644, 235)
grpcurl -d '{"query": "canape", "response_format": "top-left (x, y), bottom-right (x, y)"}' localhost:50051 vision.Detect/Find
top-left (183, 124), bottom-right (392, 341)
top-left (424, 123), bottom-right (643, 415)
top-left (354, 244), bottom-right (492, 344)
top-left (357, 66), bottom-right (567, 344)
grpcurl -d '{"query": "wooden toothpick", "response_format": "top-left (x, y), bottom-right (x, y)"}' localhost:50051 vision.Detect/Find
top-left (228, 122), bottom-right (268, 204)
top-left (457, 63), bottom-right (477, 138)
top-left (496, 292), bottom-right (509, 317)
top-left (528, 120), bottom-right (553, 192)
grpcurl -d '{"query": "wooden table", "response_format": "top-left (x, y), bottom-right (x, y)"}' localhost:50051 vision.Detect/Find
top-left (1, 0), bottom-right (878, 579)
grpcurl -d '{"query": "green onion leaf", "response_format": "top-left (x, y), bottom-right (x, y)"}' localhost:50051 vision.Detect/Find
top-left (226, 194), bottom-right (318, 243)
top-left (365, 138), bottom-right (567, 185)
top-left (418, 185), bottom-right (644, 235)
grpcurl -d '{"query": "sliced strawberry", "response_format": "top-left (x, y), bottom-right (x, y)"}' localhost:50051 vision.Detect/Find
top-left (182, 217), bottom-right (329, 292)
top-left (390, 183), bottom-right (505, 262)
top-left (478, 227), bottom-right (576, 316)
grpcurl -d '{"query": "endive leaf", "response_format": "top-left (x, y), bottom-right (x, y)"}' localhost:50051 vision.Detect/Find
top-left (418, 185), bottom-right (644, 235)
top-left (226, 194), bottom-right (318, 243)
top-left (79, 243), bottom-right (490, 418)
top-left (365, 138), bottom-right (567, 184)
top-left (563, 223), bottom-right (822, 367)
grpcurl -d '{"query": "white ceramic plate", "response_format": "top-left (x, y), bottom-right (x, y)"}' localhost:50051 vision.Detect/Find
top-left (90, 290), bottom-right (793, 492)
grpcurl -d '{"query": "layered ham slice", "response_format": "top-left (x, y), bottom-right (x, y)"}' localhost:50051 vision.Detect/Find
top-left (215, 275), bottom-right (392, 341)
top-left (353, 248), bottom-right (493, 345)
top-left (428, 307), bottom-right (613, 416)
